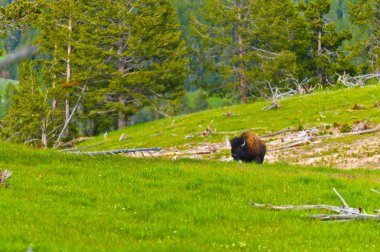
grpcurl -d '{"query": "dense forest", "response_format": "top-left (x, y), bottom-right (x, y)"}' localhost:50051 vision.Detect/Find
top-left (0, 0), bottom-right (378, 147)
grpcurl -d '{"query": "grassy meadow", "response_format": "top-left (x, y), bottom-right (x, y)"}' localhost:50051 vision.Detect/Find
top-left (2, 141), bottom-right (380, 251)
top-left (77, 85), bottom-right (380, 152)
top-left (1, 85), bottom-right (380, 251)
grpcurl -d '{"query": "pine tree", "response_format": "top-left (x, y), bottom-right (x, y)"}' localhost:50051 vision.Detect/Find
top-left (349, 0), bottom-right (380, 74)
top-left (85, 0), bottom-right (187, 130)
top-left (192, 0), bottom-right (310, 102)
top-left (34, 0), bottom-right (100, 142)
top-left (1, 60), bottom-right (48, 147)
top-left (298, 0), bottom-right (353, 84)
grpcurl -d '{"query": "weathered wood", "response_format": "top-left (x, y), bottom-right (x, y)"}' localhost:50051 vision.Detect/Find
top-left (250, 188), bottom-right (380, 221)
top-left (55, 136), bottom-right (91, 149)
top-left (309, 214), bottom-right (380, 221)
top-left (0, 169), bottom-right (12, 185)
top-left (75, 147), bottom-right (161, 156)
top-left (59, 142), bottom-right (105, 153)
top-left (316, 124), bottom-right (380, 139)
top-left (260, 128), bottom-right (296, 138)
top-left (211, 128), bottom-right (263, 135)
top-left (270, 125), bottom-right (380, 151)
top-left (371, 188), bottom-right (380, 195)
top-left (54, 85), bottom-right (87, 148)
top-left (251, 203), bottom-right (350, 214)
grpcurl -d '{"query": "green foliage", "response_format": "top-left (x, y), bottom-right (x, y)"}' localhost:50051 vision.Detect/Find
top-left (297, 0), bottom-right (354, 84)
top-left (0, 0), bottom-right (188, 143)
top-left (1, 61), bottom-right (46, 145)
top-left (349, 0), bottom-right (380, 74)
top-left (2, 141), bottom-right (380, 250)
top-left (192, 0), bottom-right (311, 102)
top-left (0, 78), bottom-right (17, 117)
top-left (182, 89), bottom-right (208, 114)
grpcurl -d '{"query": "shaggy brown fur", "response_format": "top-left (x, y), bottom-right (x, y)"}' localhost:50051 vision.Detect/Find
top-left (230, 131), bottom-right (266, 164)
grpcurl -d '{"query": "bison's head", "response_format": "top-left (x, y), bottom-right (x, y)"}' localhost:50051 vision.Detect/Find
top-left (230, 136), bottom-right (247, 161)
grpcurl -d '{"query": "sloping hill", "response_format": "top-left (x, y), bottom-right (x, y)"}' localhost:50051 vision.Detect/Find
top-left (2, 141), bottom-right (380, 251)
top-left (75, 85), bottom-right (380, 168)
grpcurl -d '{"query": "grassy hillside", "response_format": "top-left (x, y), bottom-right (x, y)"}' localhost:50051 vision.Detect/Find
top-left (76, 85), bottom-right (380, 162)
top-left (2, 141), bottom-right (380, 251)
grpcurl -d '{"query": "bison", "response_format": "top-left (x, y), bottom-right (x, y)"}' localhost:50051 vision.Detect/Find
top-left (230, 131), bottom-right (266, 164)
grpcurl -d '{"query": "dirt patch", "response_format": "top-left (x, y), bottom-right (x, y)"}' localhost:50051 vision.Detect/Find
top-left (266, 132), bottom-right (380, 169)
top-left (144, 127), bottom-right (380, 169)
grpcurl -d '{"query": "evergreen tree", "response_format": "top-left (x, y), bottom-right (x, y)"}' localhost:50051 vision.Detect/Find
top-left (298, 0), bottom-right (353, 84)
top-left (1, 60), bottom-right (48, 147)
top-left (4, 81), bottom-right (16, 110)
top-left (193, 0), bottom-right (310, 103)
top-left (349, 0), bottom-right (380, 74)
top-left (34, 0), bottom-right (103, 142)
top-left (85, 0), bottom-right (187, 130)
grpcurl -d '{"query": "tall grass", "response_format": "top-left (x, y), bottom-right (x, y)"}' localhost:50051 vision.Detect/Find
top-left (1, 142), bottom-right (380, 251)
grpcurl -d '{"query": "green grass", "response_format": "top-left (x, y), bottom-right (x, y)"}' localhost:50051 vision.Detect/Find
top-left (2, 141), bottom-right (380, 251)
top-left (78, 85), bottom-right (380, 151)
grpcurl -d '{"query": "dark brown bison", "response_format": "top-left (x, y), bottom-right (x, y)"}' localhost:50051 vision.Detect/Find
top-left (230, 131), bottom-right (266, 164)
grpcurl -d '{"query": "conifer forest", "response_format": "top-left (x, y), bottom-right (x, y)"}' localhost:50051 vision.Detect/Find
top-left (0, 0), bottom-right (378, 147)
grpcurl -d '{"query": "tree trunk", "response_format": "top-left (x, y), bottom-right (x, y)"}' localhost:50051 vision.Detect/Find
top-left (118, 97), bottom-right (126, 130)
top-left (317, 31), bottom-right (324, 84)
top-left (236, 0), bottom-right (248, 104)
top-left (41, 116), bottom-right (47, 148)
top-left (117, 35), bottom-right (127, 130)
top-left (63, 14), bottom-right (72, 137)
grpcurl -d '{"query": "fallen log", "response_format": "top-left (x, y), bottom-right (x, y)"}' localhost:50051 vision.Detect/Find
top-left (251, 203), bottom-right (351, 214)
top-left (309, 214), bottom-right (380, 221)
top-left (260, 128), bottom-right (296, 138)
top-left (250, 188), bottom-right (380, 221)
top-left (270, 124), bottom-right (380, 151)
top-left (0, 169), bottom-right (12, 187)
top-left (316, 124), bottom-right (380, 139)
top-left (59, 142), bottom-right (105, 152)
top-left (75, 147), bottom-right (162, 156)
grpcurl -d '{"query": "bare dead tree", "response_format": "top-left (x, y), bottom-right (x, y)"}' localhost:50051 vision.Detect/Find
top-left (262, 84), bottom-right (296, 111)
top-left (337, 72), bottom-right (380, 87)
top-left (282, 76), bottom-right (317, 94)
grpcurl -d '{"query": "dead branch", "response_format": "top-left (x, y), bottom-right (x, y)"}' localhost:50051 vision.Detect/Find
top-left (211, 128), bottom-right (262, 135)
top-left (260, 128), bottom-right (297, 138)
top-left (75, 147), bottom-right (161, 156)
top-left (55, 136), bottom-right (91, 149)
top-left (271, 125), bottom-right (380, 151)
top-left (316, 124), bottom-right (380, 139)
top-left (251, 203), bottom-right (350, 213)
top-left (59, 142), bottom-right (105, 153)
top-left (262, 84), bottom-right (298, 111)
top-left (309, 214), bottom-right (380, 221)
top-left (250, 188), bottom-right (380, 221)
top-left (371, 188), bottom-right (380, 195)
top-left (197, 120), bottom-right (214, 136)
top-left (54, 85), bottom-right (87, 148)
top-left (0, 169), bottom-right (12, 186)
top-left (337, 72), bottom-right (380, 87)
top-left (282, 76), bottom-right (315, 94)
